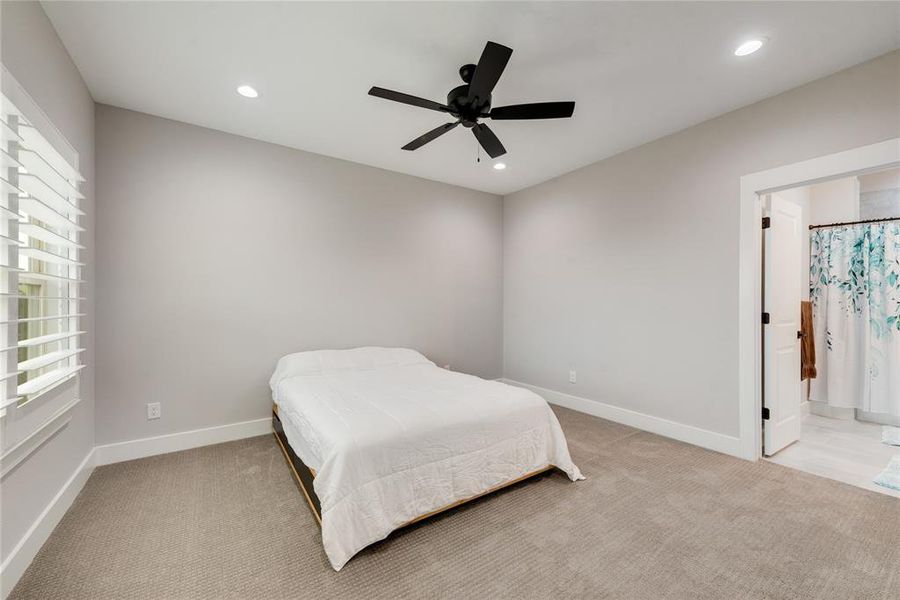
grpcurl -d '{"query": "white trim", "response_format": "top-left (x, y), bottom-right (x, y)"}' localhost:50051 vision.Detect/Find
top-left (0, 448), bottom-right (95, 600)
top-left (94, 417), bottom-right (271, 466)
top-left (738, 138), bottom-right (900, 461)
top-left (501, 378), bottom-right (742, 457)
top-left (0, 397), bottom-right (80, 478)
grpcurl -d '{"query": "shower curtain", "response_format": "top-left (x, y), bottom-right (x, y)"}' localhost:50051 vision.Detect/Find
top-left (809, 222), bottom-right (900, 417)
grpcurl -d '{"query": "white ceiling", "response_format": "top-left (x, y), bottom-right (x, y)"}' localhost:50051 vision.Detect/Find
top-left (43, 1), bottom-right (899, 195)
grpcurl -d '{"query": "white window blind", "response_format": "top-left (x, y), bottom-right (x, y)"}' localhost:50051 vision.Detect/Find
top-left (1, 93), bottom-right (84, 416)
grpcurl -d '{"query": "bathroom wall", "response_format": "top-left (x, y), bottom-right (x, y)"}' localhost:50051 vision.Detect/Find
top-left (859, 167), bottom-right (900, 220)
top-left (808, 177), bottom-right (860, 226)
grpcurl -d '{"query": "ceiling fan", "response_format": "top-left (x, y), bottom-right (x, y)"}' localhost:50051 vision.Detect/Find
top-left (368, 41), bottom-right (575, 159)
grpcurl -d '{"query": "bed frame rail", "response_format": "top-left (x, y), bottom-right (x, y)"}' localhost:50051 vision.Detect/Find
top-left (272, 407), bottom-right (322, 524)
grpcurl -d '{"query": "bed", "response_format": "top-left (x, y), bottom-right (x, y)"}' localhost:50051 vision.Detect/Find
top-left (269, 347), bottom-right (583, 570)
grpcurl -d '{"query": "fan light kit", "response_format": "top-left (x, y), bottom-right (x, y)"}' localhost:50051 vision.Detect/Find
top-left (734, 39), bottom-right (764, 57)
top-left (493, 163), bottom-right (506, 170)
top-left (236, 85), bottom-right (259, 98)
top-left (368, 41), bottom-right (576, 159)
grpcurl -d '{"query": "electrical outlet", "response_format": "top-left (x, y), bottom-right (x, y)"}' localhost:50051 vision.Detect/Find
top-left (147, 402), bottom-right (161, 420)
top-left (569, 369), bottom-right (577, 384)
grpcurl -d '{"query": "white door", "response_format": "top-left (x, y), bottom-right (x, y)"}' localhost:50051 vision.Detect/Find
top-left (763, 194), bottom-right (803, 456)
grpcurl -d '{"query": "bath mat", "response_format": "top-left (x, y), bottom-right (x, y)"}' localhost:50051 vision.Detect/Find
top-left (882, 426), bottom-right (900, 446)
top-left (874, 455), bottom-right (900, 491)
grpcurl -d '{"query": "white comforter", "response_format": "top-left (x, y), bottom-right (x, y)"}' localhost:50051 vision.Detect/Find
top-left (270, 347), bottom-right (583, 570)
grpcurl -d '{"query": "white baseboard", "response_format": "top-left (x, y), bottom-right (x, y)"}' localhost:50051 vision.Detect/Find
top-left (501, 379), bottom-right (742, 458)
top-left (808, 400), bottom-right (855, 421)
top-left (94, 417), bottom-right (271, 466)
top-left (1, 448), bottom-right (95, 599)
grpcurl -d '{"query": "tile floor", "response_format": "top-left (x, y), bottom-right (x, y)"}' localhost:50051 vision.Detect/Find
top-left (766, 412), bottom-right (900, 498)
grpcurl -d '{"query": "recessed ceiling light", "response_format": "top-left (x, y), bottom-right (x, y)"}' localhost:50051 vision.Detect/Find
top-left (236, 85), bottom-right (259, 98)
top-left (493, 162), bottom-right (506, 170)
top-left (734, 39), bottom-right (764, 57)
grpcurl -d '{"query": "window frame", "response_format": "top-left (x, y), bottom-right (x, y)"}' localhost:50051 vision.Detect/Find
top-left (1, 67), bottom-right (85, 451)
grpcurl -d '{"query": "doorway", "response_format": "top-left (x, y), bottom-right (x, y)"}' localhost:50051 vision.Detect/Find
top-left (759, 167), bottom-right (900, 497)
top-left (739, 139), bottom-right (900, 463)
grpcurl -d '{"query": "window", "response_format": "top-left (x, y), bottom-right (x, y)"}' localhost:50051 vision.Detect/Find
top-left (1, 92), bottom-right (84, 417)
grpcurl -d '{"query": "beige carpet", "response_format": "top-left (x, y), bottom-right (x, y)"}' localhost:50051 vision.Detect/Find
top-left (11, 406), bottom-right (900, 600)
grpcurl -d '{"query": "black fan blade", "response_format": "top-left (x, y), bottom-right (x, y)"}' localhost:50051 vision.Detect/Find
top-left (490, 101), bottom-right (575, 120)
top-left (402, 122), bottom-right (460, 151)
top-left (471, 123), bottom-right (506, 158)
top-left (468, 41), bottom-right (513, 102)
top-left (368, 86), bottom-right (449, 113)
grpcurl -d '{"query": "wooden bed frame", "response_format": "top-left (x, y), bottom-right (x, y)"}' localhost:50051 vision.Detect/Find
top-left (271, 403), bottom-right (553, 529)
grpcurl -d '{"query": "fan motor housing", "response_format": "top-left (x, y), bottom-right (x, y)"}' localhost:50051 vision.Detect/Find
top-left (447, 83), bottom-right (490, 127)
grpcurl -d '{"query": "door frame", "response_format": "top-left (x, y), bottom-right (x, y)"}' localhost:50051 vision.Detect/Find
top-left (738, 138), bottom-right (900, 461)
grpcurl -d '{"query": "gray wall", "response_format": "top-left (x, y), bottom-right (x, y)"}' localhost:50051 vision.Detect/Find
top-left (95, 105), bottom-right (502, 444)
top-left (503, 51), bottom-right (900, 438)
top-left (0, 1), bottom-right (96, 563)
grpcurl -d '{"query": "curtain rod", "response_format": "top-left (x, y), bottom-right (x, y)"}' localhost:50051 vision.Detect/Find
top-left (809, 216), bottom-right (900, 230)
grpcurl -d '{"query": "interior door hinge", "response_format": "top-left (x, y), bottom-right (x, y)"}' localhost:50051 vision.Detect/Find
top-left (762, 407), bottom-right (770, 420)
top-left (762, 312), bottom-right (770, 324)
top-left (761, 216), bottom-right (771, 229)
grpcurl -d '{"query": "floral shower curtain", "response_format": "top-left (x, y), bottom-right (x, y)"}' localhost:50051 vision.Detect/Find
top-left (809, 222), bottom-right (900, 417)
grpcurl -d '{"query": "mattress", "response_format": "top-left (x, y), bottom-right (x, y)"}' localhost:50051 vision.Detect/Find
top-left (270, 347), bottom-right (583, 570)
top-left (276, 404), bottom-right (323, 472)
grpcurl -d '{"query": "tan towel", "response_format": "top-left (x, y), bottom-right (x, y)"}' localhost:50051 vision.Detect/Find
top-left (800, 300), bottom-right (816, 380)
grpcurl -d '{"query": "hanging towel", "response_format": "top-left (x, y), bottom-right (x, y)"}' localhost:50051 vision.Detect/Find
top-left (800, 300), bottom-right (816, 381)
